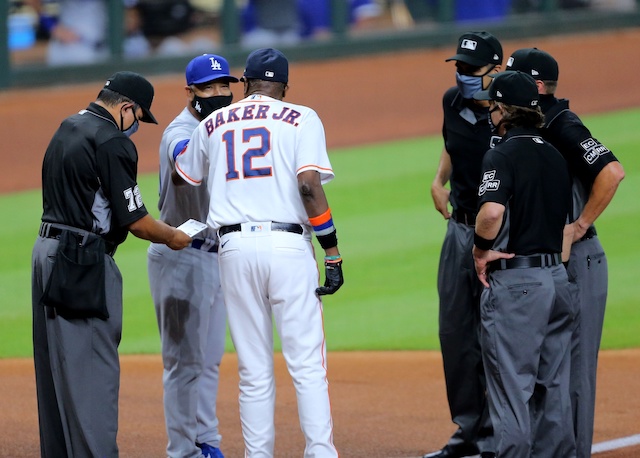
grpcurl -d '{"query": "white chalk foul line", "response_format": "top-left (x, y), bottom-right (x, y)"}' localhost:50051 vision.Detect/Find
top-left (592, 433), bottom-right (640, 454)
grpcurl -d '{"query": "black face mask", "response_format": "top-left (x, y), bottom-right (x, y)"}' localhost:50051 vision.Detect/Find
top-left (191, 94), bottom-right (233, 119)
top-left (488, 105), bottom-right (503, 135)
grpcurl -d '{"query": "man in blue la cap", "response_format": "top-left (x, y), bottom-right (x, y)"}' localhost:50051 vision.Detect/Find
top-left (147, 53), bottom-right (239, 458)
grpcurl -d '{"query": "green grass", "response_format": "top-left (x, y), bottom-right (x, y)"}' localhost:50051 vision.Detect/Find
top-left (1, 108), bottom-right (639, 358)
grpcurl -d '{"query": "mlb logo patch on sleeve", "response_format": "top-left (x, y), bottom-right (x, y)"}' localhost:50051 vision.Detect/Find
top-left (580, 138), bottom-right (611, 164)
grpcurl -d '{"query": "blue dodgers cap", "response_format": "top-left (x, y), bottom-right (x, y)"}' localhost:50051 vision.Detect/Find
top-left (474, 71), bottom-right (539, 108)
top-left (185, 54), bottom-right (239, 85)
top-left (242, 48), bottom-right (289, 84)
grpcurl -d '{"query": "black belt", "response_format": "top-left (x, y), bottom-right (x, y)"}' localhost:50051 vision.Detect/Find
top-left (578, 226), bottom-right (597, 242)
top-left (490, 253), bottom-right (562, 271)
top-left (219, 222), bottom-right (303, 237)
top-left (451, 209), bottom-right (476, 226)
top-left (190, 238), bottom-right (218, 252)
top-left (39, 222), bottom-right (116, 256)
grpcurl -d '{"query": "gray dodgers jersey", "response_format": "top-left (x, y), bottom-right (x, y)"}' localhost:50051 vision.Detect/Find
top-left (157, 107), bottom-right (216, 241)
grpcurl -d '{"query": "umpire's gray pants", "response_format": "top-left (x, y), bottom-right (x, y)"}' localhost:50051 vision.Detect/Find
top-left (147, 243), bottom-right (227, 458)
top-left (481, 264), bottom-right (576, 458)
top-left (437, 218), bottom-right (493, 452)
top-left (31, 235), bottom-right (123, 458)
top-left (567, 236), bottom-right (608, 458)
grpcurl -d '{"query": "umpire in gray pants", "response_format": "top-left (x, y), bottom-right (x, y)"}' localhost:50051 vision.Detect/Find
top-left (506, 48), bottom-right (625, 457)
top-left (472, 71), bottom-right (576, 457)
top-left (32, 71), bottom-right (191, 457)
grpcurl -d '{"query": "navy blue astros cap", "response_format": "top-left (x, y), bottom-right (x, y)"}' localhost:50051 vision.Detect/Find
top-left (186, 54), bottom-right (239, 85)
top-left (103, 71), bottom-right (158, 124)
top-left (446, 31), bottom-right (503, 67)
top-left (242, 48), bottom-right (288, 84)
top-left (474, 71), bottom-right (540, 108)
top-left (506, 47), bottom-right (559, 82)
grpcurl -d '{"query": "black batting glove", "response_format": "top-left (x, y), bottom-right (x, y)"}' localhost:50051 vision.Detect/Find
top-left (316, 257), bottom-right (344, 296)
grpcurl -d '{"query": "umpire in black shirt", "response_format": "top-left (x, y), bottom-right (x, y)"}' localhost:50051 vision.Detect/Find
top-left (32, 71), bottom-right (192, 457)
top-left (472, 71), bottom-right (576, 457)
top-left (506, 48), bottom-right (625, 458)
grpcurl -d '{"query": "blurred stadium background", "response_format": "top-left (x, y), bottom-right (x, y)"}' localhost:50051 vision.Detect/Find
top-left (2, 0), bottom-right (639, 90)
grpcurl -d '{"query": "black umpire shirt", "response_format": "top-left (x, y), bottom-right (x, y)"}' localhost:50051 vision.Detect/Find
top-left (41, 102), bottom-right (148, 247)
top-left (539, 94), bottom-right (619, 222)
top-left (477, 127), bottom-right (571, 255)
top-left (442, 87), bottom-right (494, 216)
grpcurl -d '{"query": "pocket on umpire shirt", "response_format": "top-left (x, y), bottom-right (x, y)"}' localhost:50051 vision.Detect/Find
top-left (41, 230), bottom-right (109, 320)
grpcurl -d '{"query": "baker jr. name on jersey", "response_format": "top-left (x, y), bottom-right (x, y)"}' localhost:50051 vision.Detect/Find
top-left (204, 103), bottom-right (302, 137)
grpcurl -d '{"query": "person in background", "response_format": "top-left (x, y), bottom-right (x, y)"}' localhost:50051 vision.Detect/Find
top-left (298, 0), bottom-right (382, 40)
top-left (25, 0), bottom-right (151, 65)
top-left (240, 0), bottom-right (301, 48)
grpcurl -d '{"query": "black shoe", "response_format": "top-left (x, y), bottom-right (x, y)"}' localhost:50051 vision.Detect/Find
top-left (480, 453), bottom-right (496, 458)
top-left (422, 443), bottom-right (480, 458)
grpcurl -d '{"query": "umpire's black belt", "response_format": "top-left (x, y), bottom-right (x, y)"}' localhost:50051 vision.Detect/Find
top-left (39, 222), bottom-right (117, 256)
top-left (219, 222), bottom-right (303, 237)
top-left (490, 253), bottom-right (562, 271)
top-left (578, 226), bottom-right (597, 243)
top-left (451, 209), bottom-right (476, 226)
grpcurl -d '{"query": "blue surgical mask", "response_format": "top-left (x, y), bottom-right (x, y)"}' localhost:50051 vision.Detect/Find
top-left (456, 72), bottom-right (483, 99)
top-left (123, 118), bottom-right (139, 137)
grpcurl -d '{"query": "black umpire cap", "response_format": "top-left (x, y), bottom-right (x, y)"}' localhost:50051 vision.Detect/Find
top-left (103, 71), bottom-right (158, 124)
top-left (506, 47), bottom-right (559, 81)
top-left (446, 31), bottom-right (503, 67)
top-left (474, 71), bottom-right (540, 108)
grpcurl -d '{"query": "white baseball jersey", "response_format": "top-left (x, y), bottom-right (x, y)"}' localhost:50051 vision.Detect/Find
top-left (175, 94), bottom-right (334, 229)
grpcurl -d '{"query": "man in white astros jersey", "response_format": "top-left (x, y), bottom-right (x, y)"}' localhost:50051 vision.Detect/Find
top-left (174, 48), bottom-right (344, 457)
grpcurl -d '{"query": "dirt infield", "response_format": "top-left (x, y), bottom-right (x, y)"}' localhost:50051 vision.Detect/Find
top-left (1, 29), bottom-right (640, 457)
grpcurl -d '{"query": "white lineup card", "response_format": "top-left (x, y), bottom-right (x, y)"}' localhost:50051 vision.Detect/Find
top-left (177, 219), bottom-right (208, 237)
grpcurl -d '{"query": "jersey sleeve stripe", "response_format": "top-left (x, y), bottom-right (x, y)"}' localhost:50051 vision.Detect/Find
top-left (172, 139), bottom-right (190, 163)
top-left (175, 162), bottom-right (202, 185)
top-left (297, 164), bottom-right (333, 175)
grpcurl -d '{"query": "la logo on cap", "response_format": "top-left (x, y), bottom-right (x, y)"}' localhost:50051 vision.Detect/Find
top-left (461, 39), bottom-right (477, 51)
top-left (496, 90), bottom-right (503, 98)
top-left (210, 57), bottom-right (222, 71)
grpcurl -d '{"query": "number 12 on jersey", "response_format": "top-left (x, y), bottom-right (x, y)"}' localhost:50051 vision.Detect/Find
top-left (222, 127), bottom-right (273, 181)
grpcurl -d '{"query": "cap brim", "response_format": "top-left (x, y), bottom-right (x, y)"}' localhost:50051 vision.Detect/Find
top-left (190, 75), bottom-right (240, 85)
top-left (140, 107), bottom-right (158, 124)
top-left (473, 89), bottom-right (492, 101)
top-left (446, 53), bottom-right (488, 67)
